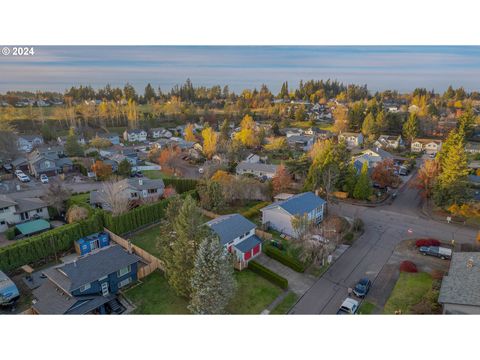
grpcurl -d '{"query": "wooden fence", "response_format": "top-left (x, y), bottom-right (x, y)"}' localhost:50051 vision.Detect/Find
top-left (255, 229), bottom-right (273, 240)
top-left (200, 209), bottom-right (218, 219)
top-left (103, 228), bottom-right (164, 279)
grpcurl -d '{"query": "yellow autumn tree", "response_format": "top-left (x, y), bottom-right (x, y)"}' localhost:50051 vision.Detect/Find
top-left (184, 123), bottom-right (196, 142)
top-left (201, 126), bottom-right (218, 159)
top-left (234, 114), bottom-right (259, 147)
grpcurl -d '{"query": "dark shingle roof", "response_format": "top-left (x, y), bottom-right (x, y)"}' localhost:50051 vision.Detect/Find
top-left (206, 214), bottom-right (256, 246)
top-left (439, 252), bottom-right (480, 307)
top-left (261, 192), bottom-right (325, 216)
top-left (234, 235), bottom-right (261, 253)
top-left (46, 245), bottom-right (140, 292)
top-left (236, 161), bottom-right (278, 174)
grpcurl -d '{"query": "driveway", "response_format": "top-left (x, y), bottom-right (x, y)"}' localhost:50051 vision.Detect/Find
top-left (289, 182), bottom-right (478, 314)
top-left (254, 254), bottom-right (316, 295)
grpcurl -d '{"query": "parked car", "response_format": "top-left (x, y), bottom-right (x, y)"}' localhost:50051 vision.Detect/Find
top-left (14, 170), bottom-right (23, 176)
top-left (198, 167), bottom-right (204, 174)
top-left (336, 298), bottom-right (359, 314)
top-left (353, 278), bottom-right (372, 298)
top-left (16, 172), bottom-right (30, 182)
top-left (399, 166), bottom-right (409, 176)
top-left (0, 270), bottom-right (20, 307)
top-left (40, 174), bottom-right (49, 184)
top-left (419, 246), bottom-right (452, 260)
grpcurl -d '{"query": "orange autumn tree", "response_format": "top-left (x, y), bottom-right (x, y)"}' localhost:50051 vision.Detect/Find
top-left (272, 164), bottom-right (292, 194)
top-left (413, 159), bottom-right (439, 199)
top-left (92, 160), bottom-right (112, 180)
top-left (158, 146), bottom-right (181, 175)
top-left (371, 159), bottom-right (398, 188)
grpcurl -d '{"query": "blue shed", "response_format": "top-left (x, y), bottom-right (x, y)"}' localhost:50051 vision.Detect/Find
top-left (75, 232), bottom-right (110, 256)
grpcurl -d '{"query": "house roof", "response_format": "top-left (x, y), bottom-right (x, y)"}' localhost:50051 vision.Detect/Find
top-left (236, 161), bottom-right (278, 174)
top-left (340, 132), bottom-right (362, 138)
top-left (16, 219), bottom-right (50, 235)
top-left (206, 214), bottom-right (256, 246)
top-left (11, 157), bottom-right (28, 167)
top-left (286, 135), bottom-right (314, 144)
top-left (235, 235), bottom-right (262, 253)
top-left (438, 252), bottom-right (480, 307)
top-left (32, 279), bottom-right (77, 314)
top-left (120, 178), bottom-right (165, 191)
top-left (261, 192), bottom-right (325, 216)
top-left (0, 195), bottom-right (46, 213)
top-left (43, 245), bottom-right (141, 292)
top-left (412, 138), bottom-right (442, 145)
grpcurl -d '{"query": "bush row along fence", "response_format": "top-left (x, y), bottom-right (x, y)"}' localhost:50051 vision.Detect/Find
top-left (163, 178), bottom-right (198, 194)
top-left (0, 211), bottom-right (104, 272)
top-left (103, 228), bottom-right (164, 279)
top-left (248, 260), bottom-right (288, 289)
top-left (263, 244), bottom-right (306, 273)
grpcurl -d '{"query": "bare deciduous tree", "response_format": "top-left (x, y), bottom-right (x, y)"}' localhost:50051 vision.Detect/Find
top-left (43, 180), bottom-right (72, 215)
top-left (98, 178), bottom-right (130, 216)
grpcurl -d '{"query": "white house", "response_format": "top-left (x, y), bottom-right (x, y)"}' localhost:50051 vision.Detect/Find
top-left (244, 153), bottom-right (260, 164)
top-left (17, 135), bottom-right (44, 153)
top-left (283, 128), bottom-right (304, 138)
top-left (236, 161), bottom-right (278, 179)
top-left (206, 213), bottom-right (262, 269)
top-left (0, 195), bottom-right (49, 232)
top-left (286, 135), bottom-right (315, 152)
top-left (339, 132), bottom-right (364, 148)
top-left (374, 135), bottom-right (403, 150)
top-left (411, 138), bottom-right (442, 154)
top-left (123, 129), bottom-right (148, 142)
top-left (149, 128), bottom-right (173, 139)
top-left (260, 192), bottom-right (326, 238)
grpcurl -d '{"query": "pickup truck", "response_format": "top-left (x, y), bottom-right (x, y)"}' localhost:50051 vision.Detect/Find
top-left (336, 297), bottom-right (359, 315)
top-left (419, 246), bottom-right (452, 260)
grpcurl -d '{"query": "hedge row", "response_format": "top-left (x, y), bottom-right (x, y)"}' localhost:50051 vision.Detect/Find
top-left (163, 178), bottom-right (198, 194)
top-left (241, 201), bottom-right (270, 219)
top-left (0, 211), bottom-right (104, 272)
top-left (102, 199), bottom-right (170, 235)
top-left (263, 244), bottom-right (306, 273)
top-left (248, 260), bottom-right (288, 289)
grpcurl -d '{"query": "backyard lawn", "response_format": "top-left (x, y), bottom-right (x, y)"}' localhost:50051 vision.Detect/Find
top-left (129, 224), bottom-right (164, 258)
top-left (143, 170), bottom-right (175, 179)
top-left (125, 271), bottom-right (189, 314)
top-left (383, 272), bottom-right (435, 314)
top-left (125, 269), bottom-right (282, 314)
top-left (270, 292), bottom-right (298, 314)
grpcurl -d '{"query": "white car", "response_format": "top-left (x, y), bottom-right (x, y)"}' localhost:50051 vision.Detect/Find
top-left (14, 170), bottom-right (24, 176)
top-left (336, 298), bottom-right (359, 315)
top-left (40, 174), bottom-right (49, 184)
top-left (198, 167), bottom-right (204, 174)
top-left (17, 173), bottom-right (30, 182)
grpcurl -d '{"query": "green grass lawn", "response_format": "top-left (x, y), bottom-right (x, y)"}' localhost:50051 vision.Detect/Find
top-left (216, 200), bottom-right (263, 215)
top-left (358, 301), bottom-right (376, 315)
top-left (129, 224), bottom-right (165, 258)
top-left (383, 272), bottom-right (434, 314)
top-left (125, 271), bottom-right (189, 314)
top-left (125, 269), bottom-right (282, 314)
top-left (143, 170), bottom-right (176, 179)
top-left (270, 292), bottom-right (298, 314)
top-left (227, 270), bottom-right (282, 314)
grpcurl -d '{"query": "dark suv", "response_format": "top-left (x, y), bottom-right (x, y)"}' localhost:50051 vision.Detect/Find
top-left (353, 278), bottom-right (372, 298)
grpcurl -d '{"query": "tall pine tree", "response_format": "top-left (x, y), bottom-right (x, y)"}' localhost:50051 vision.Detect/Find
top-left (353, 162), bottom-right (372, 200)
top-left (188, 234), bottom-right (236, 314)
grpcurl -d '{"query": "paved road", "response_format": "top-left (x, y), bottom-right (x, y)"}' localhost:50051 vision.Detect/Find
top-left (289, 178), bottom-right (478, 314)
top-left (5, 182), bottom-right (102, 200)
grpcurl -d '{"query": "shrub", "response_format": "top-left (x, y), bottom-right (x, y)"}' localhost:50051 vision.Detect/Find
top-left (353, 218), bottom-right (364, 232)
top-left (241, 201), bottom-right (270, 219)
top-left (399, 260), bottom-right (418, 273)
top-left (163, 178), bottom-right (198, 194)
top-left (415, 238), bottom-right (441, 247)
top-left (248, 260), bottom-right (288, 289)
top-left (66, 205), bottom-right (90, 223)
top-left (5, 227), bottom-right (16, 240)
top-left (263, 244), bottom-right (306, 273)
top-left (343, 232), bottom-right (354, 244)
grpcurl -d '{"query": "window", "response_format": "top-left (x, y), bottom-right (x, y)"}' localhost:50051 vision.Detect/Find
top-left (0, 207), bottom-right (9, 213)
top-left (148, 188), bottom-right (157, 194)
top-left (118, 277), bottom-right (132, 289)
top-left (0, 220), bottom-right (5, 225)
top-left (36, 208), bottom-right (43, 214)
top-left (98, 275), bottom-right (108, 281)
top-left (79, 283), bottom-right (91, 292)
top-left (117, 265), bottom-right (131, 278)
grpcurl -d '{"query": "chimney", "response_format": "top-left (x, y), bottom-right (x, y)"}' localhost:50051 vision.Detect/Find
top-left (139, 179), bottom-right (143, 186)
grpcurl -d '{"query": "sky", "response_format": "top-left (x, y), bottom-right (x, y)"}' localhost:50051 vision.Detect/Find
top-left (0, 46), bottom-right (480, 94)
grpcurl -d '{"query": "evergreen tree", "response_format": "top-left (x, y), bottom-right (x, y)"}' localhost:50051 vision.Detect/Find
top-left (219, 119), bottom-right (230, 142)
top-left (361, 112), bottom-right (376, 138)
top-left (144, 83), bottom-right (156, 102)
top-left (160, 196), bottom-right (209, 298)
top-left (342, 162), bottom-right (358, 197)
top-left (353, 162), bottom-right (372, 200)
top-left (188, 234), bottom-right (236, 314)
top-left (65, 127), bottom-right (83, 157)
top-left (375, 110), bottom-right (387, 134)
top-left (117, 158), bottom-right (132, 177)
top-left (434, 129), bottom-right (469, 206)
top-left (402, 112), bottom-right (419, 144)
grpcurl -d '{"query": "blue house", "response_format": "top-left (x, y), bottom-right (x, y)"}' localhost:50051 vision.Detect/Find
top-left (32, 245), bottom-right (141, 314)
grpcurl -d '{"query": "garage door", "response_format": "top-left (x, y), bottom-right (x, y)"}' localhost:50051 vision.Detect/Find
top-left (244, 250), bottom-right (252, 261)
top-left (253, 244), bottom-right (260, 255)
